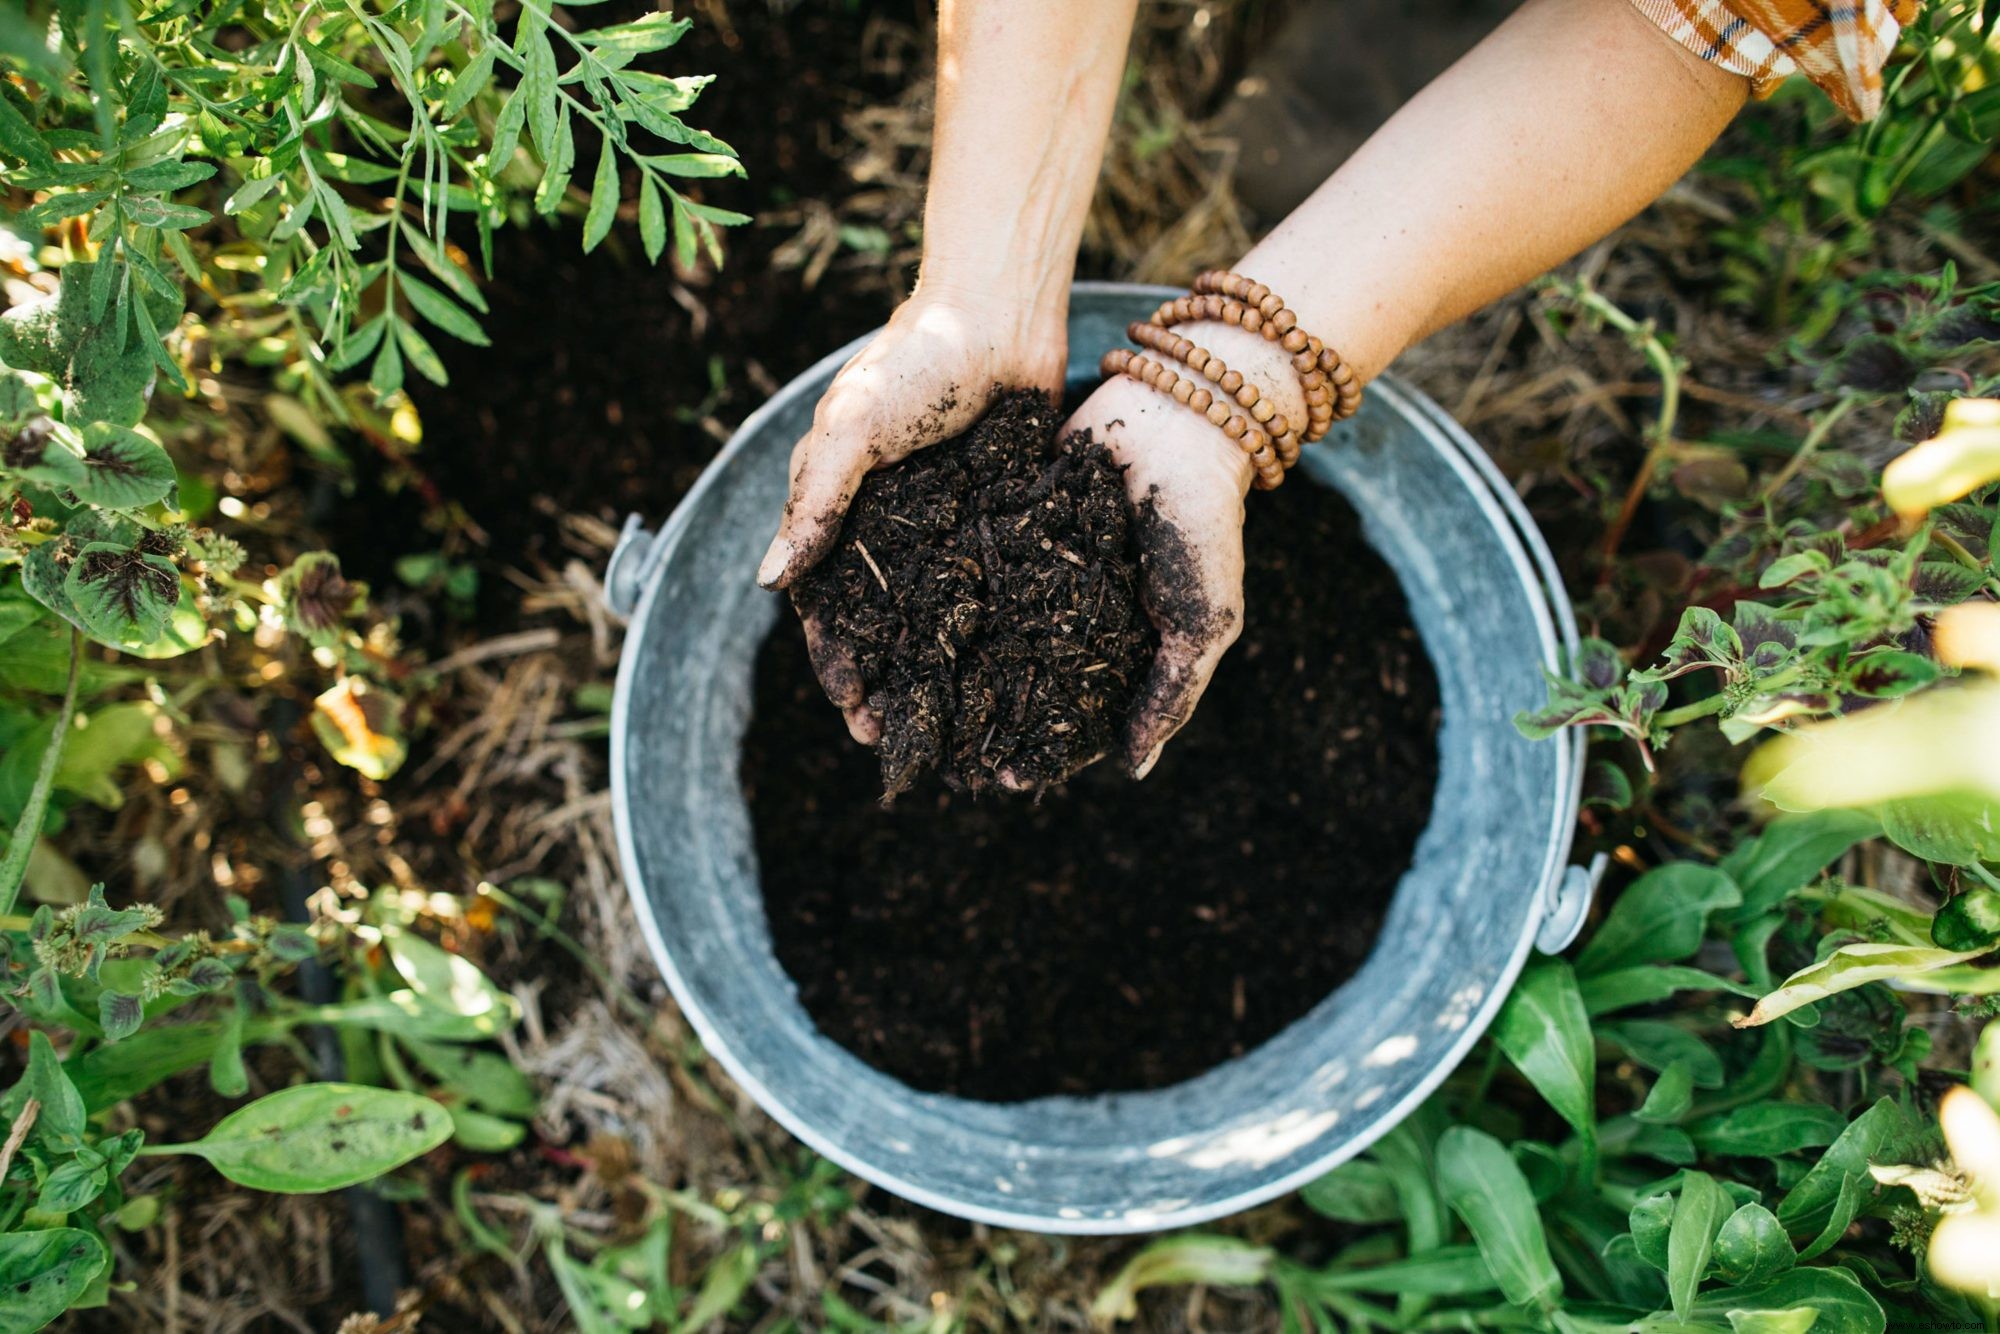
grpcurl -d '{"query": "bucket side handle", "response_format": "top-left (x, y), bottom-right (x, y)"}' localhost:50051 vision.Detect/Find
top-left (605, 514), bottom-right (669, 620)
top-left (1535, 851), bottom-right (1607, 954)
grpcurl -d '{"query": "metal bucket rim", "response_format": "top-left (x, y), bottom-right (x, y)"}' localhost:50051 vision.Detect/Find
top-left (609, 281), bottom-right (1584, 1233)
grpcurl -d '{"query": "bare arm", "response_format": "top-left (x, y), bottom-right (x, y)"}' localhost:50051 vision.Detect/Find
top-left (1094, 0), bottom-right (1747, 776)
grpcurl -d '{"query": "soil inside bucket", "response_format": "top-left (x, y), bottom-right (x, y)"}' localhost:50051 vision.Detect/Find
top-left (745, 475), bottom-right (1443, 1101)
top-left (788, 390), bottom-right (1155, 797)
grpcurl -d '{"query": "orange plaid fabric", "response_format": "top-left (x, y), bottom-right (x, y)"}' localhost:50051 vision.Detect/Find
top-left (1626, 0), bottom-right (1920, 120)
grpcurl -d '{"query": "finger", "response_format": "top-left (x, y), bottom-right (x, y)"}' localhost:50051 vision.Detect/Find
top-left (1124, 626), bottom-right (1238, 779)
top-left (800, 611), bottom-right (881, 744)
top-left (758, 425), bottom-right (871, 590)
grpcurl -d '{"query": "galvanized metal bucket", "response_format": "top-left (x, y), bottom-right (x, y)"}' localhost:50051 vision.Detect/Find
top-left (606, 282), bottom-right (1594, 1235)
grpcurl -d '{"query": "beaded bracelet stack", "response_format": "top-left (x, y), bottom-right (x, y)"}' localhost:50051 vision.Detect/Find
top-left (1097, 269), bottom-right (1362, 490)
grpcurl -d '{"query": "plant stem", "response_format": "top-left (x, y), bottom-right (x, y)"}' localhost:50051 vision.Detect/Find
top-left (1653, 691), bottom-right (1731, 730)
top-left (0, 630), bottom-right (82, 918)
top-left (1758, 395), bottom-right (1855, 503)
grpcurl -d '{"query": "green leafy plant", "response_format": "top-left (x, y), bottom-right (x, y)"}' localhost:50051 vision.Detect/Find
top-left (1097, 814), bottom-right (2000, 1330)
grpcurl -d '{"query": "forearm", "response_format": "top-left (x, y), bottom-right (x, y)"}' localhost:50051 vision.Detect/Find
top-left (917, 0), bottom-right (1138, 334)
top-left (1163, 0), bottom-right (1745, 443)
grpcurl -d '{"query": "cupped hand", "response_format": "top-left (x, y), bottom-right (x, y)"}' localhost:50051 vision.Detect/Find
top-left (758, 289), bottom-right (1065, 744)
top-left (1062, 372), bottom-right (1254, 780)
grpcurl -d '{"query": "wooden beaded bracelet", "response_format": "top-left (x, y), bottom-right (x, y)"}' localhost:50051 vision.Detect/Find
top-left (1099, 347), bottom-right (1285, 490)
top-left (1125, 323), bottom-right (1301, 467)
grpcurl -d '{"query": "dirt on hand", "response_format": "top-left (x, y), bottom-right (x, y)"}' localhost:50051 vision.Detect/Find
top-left (788, 389), bottom-right (1156, 797)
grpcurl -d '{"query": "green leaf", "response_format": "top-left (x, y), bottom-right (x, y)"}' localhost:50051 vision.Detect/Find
top-left (399, 275), bottom-right (489, 347)
top-left (1600, 1019), bottom-right (1725, 1088)
top-left (121, 160), bottom-right (216, 193)
top-left (96, 990), bottom-right (143, 1042)
top-left (1667, 1171), bottom-right (1731, 1320)
top-left (34, 1157), bottom-right (107, 1215)
top-left (1711, 1203), bottom-right (1795, 1286)
top-left (120, 196), bottom-right (211, 231)
top-left (637, 173), bottom-right (667, 264)
top-left (1725, 1310), bottom-right (1817, 1334)
top-left (393, 318), bottom-right (449, 387)
top-left (379, 925), bottom-right (520, 1036)
top-left (447, 1106), bottom-right (525, 1153)
top-left (157, 1083), bottom-right (452, 1193)
top-left (1718, 812), bottom-right (1879, 917)
top-left (1737, 943), bottom-right (1986, 1027)
top-left (644, 151), bottom-right (743, 179)
top-left (441, 45), bottom-right (495, 119)
top-left (582, 145), bottom-right (619, 253)
top-left (1575, 863), bottom-right (1742, 975)
top-left (400, 1037), bottom-right (537, 1118)
top-left (522, 23), bottom-right (558, 163)
top-left (1876, 793), bottom-right (2000, 866)
top-left (1689, 1102), bottom-right (1848, 1157)
top-left (68, 424), bottom-right (175, 510)
top-left (1434, 1126), bottom-right (1561, 1311)
top-left (1631, 1192), bottom-right (1674, 1272)
top-left (1776, 1098), bottom-right (1907, 1235)
top-left (1581, 965), bottom-right (1754, 1017)
top-left (1091, 1236), bottom-right (1272, 1322)
top-left (0, 1229), bottom-right (109, 1333)
top-left (1933, 888), bottom-right (2000, 951)
top-left (1493, 958), bottom-right (1595, 1151)
top-left (1689, 1268), bottom-right (1882, 1334)
top-left (582, 13), bottom-right (691, 55)
top-left (0, 1032), bottom-right (85, 1151)
top-left (1635, 1060), bottom-right (1695, 1124)
top-left (1300, 1158), bottom-right (1402, 1223)
top-left (209, 1003), bottom-right (247, 1098)
top-left (64, 543), bottom-right (180, 646)
top-left (1310, 1246), bottom-right (1501, 1296)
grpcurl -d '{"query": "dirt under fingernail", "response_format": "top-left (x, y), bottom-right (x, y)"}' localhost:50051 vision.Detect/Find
top-left (787, 388), bottom-right (1156, 799)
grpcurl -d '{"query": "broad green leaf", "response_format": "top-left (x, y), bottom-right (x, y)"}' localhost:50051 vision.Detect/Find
top-left (96, 990), bottom-right (143, 1042)
top-left (1668, 1171), bottom-right (1731, 1320)
top-left (0, 1229), bottom-right (108, 1333)
top-left (637, 173), bottom-right (666, 263)
top-left (1877, 793), bottom-right (2000, 866)
top-left (157, 1083), bottom-right (452, 1193)
top-left (1435, 1126), bottom-right (1561, 1311)
top-left (34, 1157), bottom-right (107, 1214)
top-left (1736, 943), bottom-right (1986, 1027)
top-left (1689, 1102), bottom-right (1847, 1157)
top-left (1493, 957), bottom-right (1595, 1149)
top-left (209, 1003), bottom-right (247, 1098)
top-left (1600, 1019), bottom-right (1725, 1088)
top-left (1933, 887), bottom-right (2000, 952)
top-left (1581, 965), bottom-right (1755, 1017)
top-left (1711, 1203), bottom-right (1795, 1286)
top-left (1689, 1268), bottom-right (1883, 1334)
top-left (1300, 1158), bottom-right (1401, 1223)
top-left (1635, 1060), bottom-right (1695, 1124)
top-left (1091, 1236), bottom-right (1272, 1322)
top-left (307, 990), bottom-right (509, 1042)
top-left (401, 1036), bottom-right (537, 1118)
top-left (63, 543), bottom-right (179, 646)
top-left (1576, 864), bottom-right (1741, 975)
top-left (1719, 811), bottom-right (1879, 917)
top-left (0, 1032), bottom-right (85, 1150)
top-left (1776, 1098), bottom-right (1908, 1235)
top-left (379, 925), bottom-right (520, 1035)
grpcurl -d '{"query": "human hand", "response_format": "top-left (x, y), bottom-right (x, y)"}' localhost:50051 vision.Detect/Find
top-left (757, 289), bottom-right (1065, 744)
top-left (1071, 315), bottom-right (1318, 778)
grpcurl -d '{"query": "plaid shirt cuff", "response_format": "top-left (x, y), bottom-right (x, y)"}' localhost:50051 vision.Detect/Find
top-left (1625, 0), bottom-right (1918, 121)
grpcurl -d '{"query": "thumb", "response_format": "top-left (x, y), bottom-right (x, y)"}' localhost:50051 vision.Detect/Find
top-left (758, 427), bottom-right (872, 590)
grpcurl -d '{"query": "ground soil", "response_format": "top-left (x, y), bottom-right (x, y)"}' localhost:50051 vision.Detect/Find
top-left (788, 390), bottom-right (1155, 797)
top-left (746, 476), bottom-right (1442, 1101)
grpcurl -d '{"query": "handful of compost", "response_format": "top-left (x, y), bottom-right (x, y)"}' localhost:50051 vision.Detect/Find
top-left (787, 390), bottom-right (1156, 798)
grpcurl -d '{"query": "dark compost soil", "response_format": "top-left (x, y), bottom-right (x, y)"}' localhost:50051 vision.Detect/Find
top-left (746, 476), bottom-right (1443, 1101)
top-left (788, 390), bottom-right (1155, 797)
